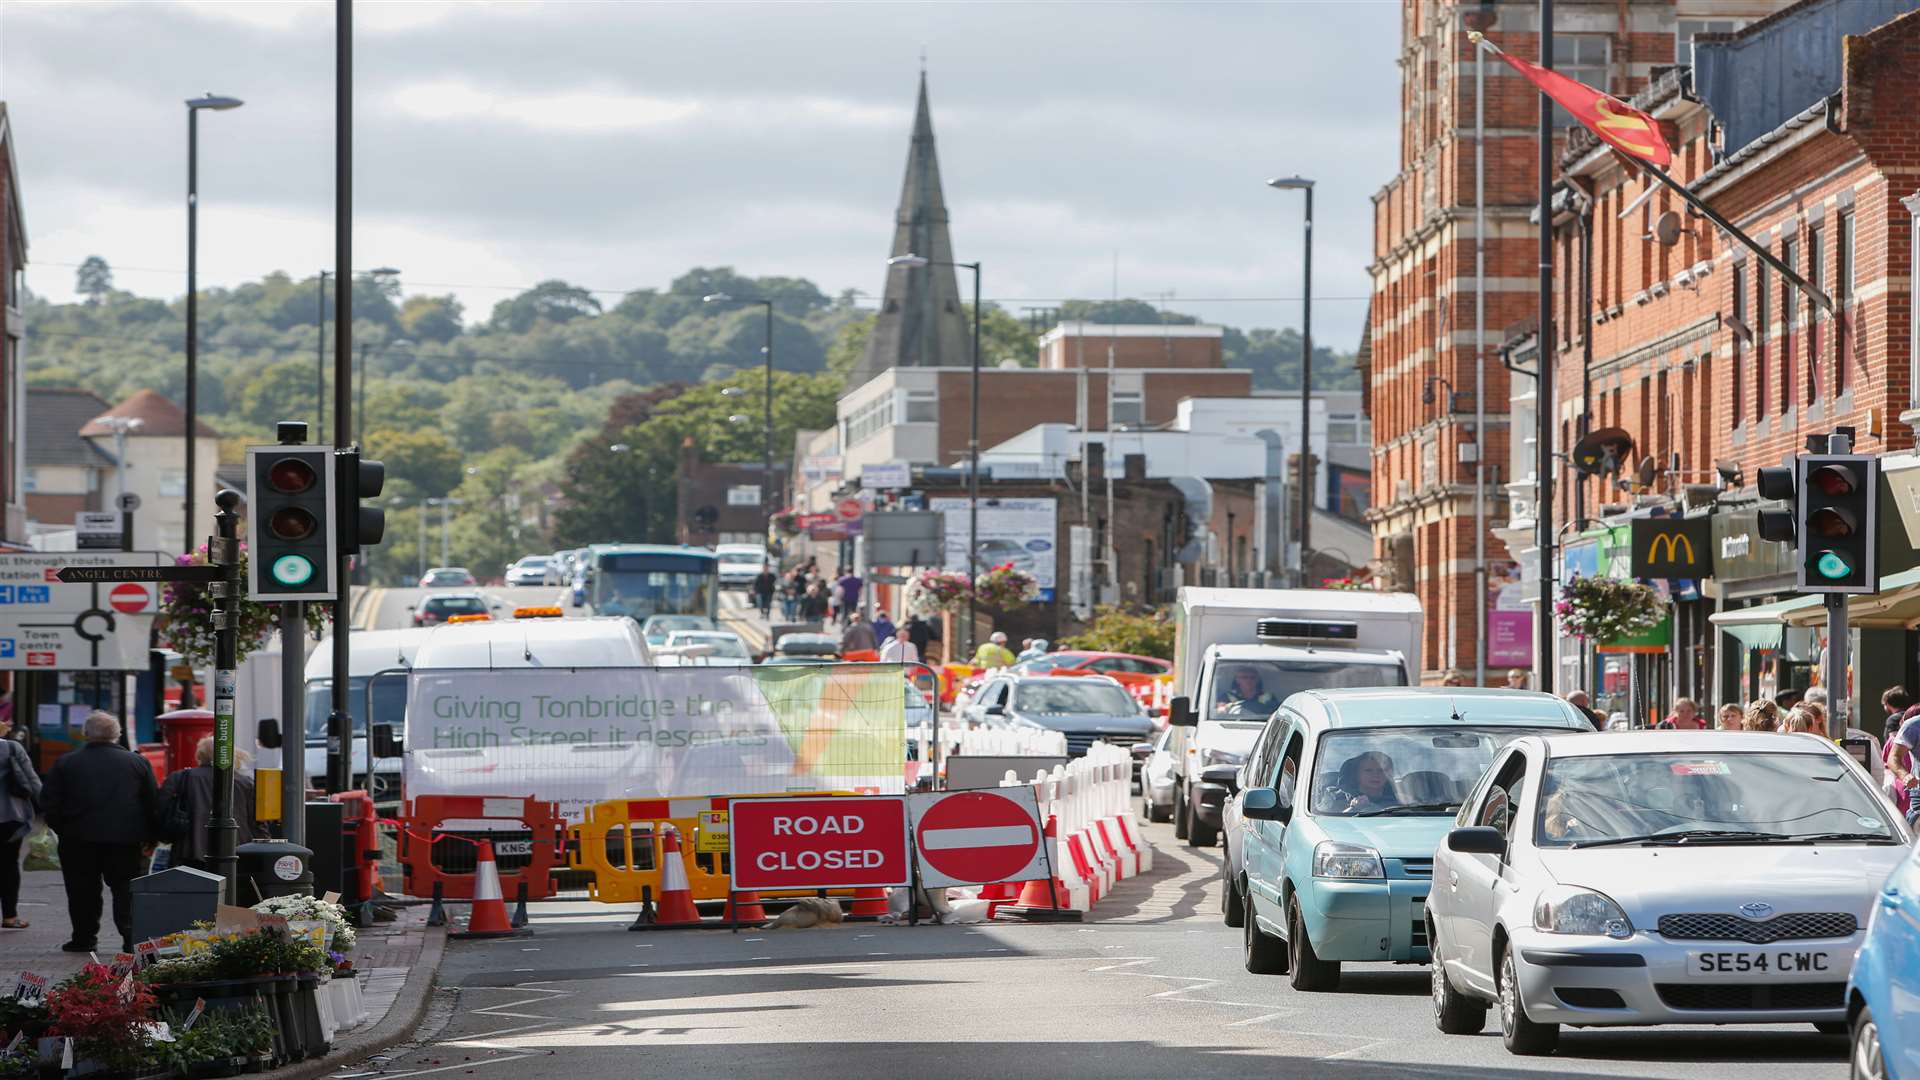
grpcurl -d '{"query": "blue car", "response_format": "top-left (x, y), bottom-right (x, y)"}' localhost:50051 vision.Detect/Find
top-left (1848, 839), bottom-right (1920, 1079)
top-left (1230, 687), bottom-right (1591, 991)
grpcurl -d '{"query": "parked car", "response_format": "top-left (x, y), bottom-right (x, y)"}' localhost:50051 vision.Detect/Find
top-left (1140, 727), bottom-right (1177, 823)
top-left (412, 591), bottom-right (494, 627)
top-left (639, 614), bottom-right (719, 648)
top-left (419, 567), bottom-right (477, 588)
top-left (657, 629), bottom-right (752, 667)
top-left (505, 555), bottom-right (554, 587)
top-left (1228, 688), bottom-right (1591, 989)
top-left (1426, 730), bottom-right (1910, 1057)
top-left (963, 673), bottom-right (1153, 765)
top-left (1849, 838), bottom-right (1920, 1080)
top-left (773, 632), bottom-right (840, 658)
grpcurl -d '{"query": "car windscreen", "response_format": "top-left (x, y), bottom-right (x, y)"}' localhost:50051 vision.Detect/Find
top-left (427, 596), bottom-right (487, 614)
top-left (1536, 750), bottom-right (1903, 846)
top-left (1311, 726), bottom-right (1552, 815)
top-left (304, 676), bottom-right (408, 741)
top-left (667, 634), bottom-right (749, 658)
top-left (1013, 654), bottom-right (1082, 675)
top-left (1210, 659), bottom-right (1403, 722)
top-left (1014, 681), bottom-right (1137, 716)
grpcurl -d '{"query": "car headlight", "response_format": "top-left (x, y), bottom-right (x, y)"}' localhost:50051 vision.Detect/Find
top-left (1204, 748), bottom-right (1246, 767)
top-left (1312, 841), bottom-right (1384, 880)
top-left (1532, 885), bottom-right (1633, 939)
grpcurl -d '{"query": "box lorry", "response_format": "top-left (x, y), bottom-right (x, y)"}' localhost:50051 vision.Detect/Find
top-left (1165, 587), bottom-right (1422, 846)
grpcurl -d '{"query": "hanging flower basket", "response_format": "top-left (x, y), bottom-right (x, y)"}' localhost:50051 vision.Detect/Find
top-left (1557, 575), bottom-right (1664, 642)
top-left (158, 545), bottom-right (330, 669)
top-left (972, 563), bottom-right (1039, 610)
top-left (903, 569), bottom-right (971, 616)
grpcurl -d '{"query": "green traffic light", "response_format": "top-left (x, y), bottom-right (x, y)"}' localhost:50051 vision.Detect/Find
top-left (1815, 550), bottom-right (1853, 580)
top-left (270, 554), bottom-right (315, 587)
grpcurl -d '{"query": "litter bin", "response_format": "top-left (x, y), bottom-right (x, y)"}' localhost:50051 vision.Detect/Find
top-left (236, 839), bottom-right (314, 904)
top-left (131, 866), bottom-right (224, 943)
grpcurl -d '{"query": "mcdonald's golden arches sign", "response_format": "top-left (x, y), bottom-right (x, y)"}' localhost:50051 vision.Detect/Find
top-left (1630, 517), bottom-right (1714, 580)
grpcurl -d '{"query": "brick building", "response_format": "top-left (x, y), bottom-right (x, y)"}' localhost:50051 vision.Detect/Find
top-left (673, 437), bottom-right (780, 548)
top-left (1367, 1), bottom-right (1792, 684)
top-left (0, 105), bottom-right (27, 546)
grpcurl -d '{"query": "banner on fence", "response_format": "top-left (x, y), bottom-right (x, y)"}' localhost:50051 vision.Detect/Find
top-left (728, 795), bottom-right (911, 891)
top-left (405, 664), bottom-right (908, 819)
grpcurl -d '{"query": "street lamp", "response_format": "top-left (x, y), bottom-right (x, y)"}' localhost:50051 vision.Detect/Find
top-left (355, 334), bottom-right (411, 443)
top-left (887, 252), bottom-right (983, 657)
top-left (1266, 175), bottom-right (1315, 586)
top-left (702, 293), bottom-right (777, 544)
top-left (184, 92), bottom-right (244, 554)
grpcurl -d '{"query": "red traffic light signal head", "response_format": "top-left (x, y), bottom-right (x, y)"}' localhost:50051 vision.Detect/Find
top-left (266, 457), bottom-right (317, 495)
top-left (1808, 506), bottom-right (1858, 539)
top-left (1810, 464), bottom-right (1859, 498)
top-left (268, 506), bottom-right (317, 541)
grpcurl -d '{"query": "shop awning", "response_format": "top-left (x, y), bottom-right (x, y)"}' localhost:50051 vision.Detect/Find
top-left (1708, 594), bottom-right (1821, 648)
top-left (1780, 567), bottom-right (1920, 629)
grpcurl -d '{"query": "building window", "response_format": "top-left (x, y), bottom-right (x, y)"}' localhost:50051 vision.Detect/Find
top-left (159, 470), bottom-right (188, 498)
top-left (1838, 209), bottom-right (1855, 395)
top-left (903, 389), bottom-right (937, 423)
top-left (1676, 19), bottom-right (1743, 65)
top-left (86, 468), bottom-right (100, 493)
top-left (21, 468), bottom-right (36, 494)
top-left (1756, 258), bottom-right (1770, 418)
top-left (1780, 237), bottom-right (1797, 413)
top-left (1808, 224), bottom-right (1824, 403)
top-left (1327, 414), bottom-right (1360, 445)
top-left (1731, 263), bottom-right (1746, 422)
top-left (1110, 390), bottom-right (1144, 429)
top-left (1549, 36), bottom-right (1610, 127)
top-left (843, 393), bottom-right (896, 447)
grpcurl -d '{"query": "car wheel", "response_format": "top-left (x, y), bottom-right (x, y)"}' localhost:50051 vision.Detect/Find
top-left (1147, 795), bottom-right (1172, 824)
top-left (1243, 886), bottom-right (1288, 975)
top-left (1173, 788), bottom-right (1190, 840)
top-left (1286, 895), bottom-right (1340, 991)
top-left (1188, 817), bottom-right (1218, 848)
top-left (1497, 947), bottom-right (1558, 1055)
top-left (1429, 922), bottom-right (1487, 1035)
top-left (1223, 865), bottom-right (1245, 927)
top-left (1851, 1005), bottom-right (1885, 1080)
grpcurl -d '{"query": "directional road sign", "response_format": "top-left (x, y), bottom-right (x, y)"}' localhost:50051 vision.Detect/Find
top-left (908, 787), bottom-right (1048, 888)
top-left (54, 564), bottom-right (220, 585)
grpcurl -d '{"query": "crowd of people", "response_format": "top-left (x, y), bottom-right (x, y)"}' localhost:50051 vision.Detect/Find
top-left (762, 560), bottom-right (866, 626)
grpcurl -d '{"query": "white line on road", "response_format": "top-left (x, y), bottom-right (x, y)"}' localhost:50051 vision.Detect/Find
top-left (1226, 1011), bottom-right (1292, 1027)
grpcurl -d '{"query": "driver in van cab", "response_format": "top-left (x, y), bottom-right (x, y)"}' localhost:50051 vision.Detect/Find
top-left (1217, 666), bottom-right (1281, 717)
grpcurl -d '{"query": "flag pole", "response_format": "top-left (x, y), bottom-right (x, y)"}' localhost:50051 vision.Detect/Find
top-left (1467, 30), bottom-right (1835, 316)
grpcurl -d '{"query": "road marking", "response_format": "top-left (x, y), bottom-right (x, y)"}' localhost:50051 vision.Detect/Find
top-left (1226, 1011), bottom-right (1291, 1027)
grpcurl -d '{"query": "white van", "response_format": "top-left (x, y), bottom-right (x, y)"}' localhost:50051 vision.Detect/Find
top-left (300, 628), bottom-right (434, 803)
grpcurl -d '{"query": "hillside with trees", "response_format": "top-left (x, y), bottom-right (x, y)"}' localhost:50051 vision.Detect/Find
top-left (24, 259), bottom-right (1359, 582)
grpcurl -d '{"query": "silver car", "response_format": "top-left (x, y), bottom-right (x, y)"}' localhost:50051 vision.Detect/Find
top-left (1140, 728), bottom-right (1176, 823)
top-left (1426, 730), bottom-right (1911, 1056)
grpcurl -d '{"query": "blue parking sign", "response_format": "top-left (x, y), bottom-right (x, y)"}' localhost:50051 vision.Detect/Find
top-left (0, 639), bottom-right (13, 658)
top-left (17, 586), bottom-right (49, 604)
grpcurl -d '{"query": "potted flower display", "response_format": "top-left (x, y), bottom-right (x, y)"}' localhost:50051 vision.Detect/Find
top-left (903, 568), bottom-right (971, 616)
top-left (45, 963), bottom-right (159, 1078)
top-left (1557, 575), bottom-right (1665, 643)
top-left (158, 545), bottom-right (329, 668)
top-left (971, 563), bottom-right (1038, 610)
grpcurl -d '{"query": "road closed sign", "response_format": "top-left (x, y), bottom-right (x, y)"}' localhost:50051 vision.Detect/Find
top-left (908, 788), bottom-right (1048, 888)
top-left (728, 795), bottom-right (910, 891)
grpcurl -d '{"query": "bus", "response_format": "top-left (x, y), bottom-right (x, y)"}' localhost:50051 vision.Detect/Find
top-left (574, 543), bottom-right (720, 623)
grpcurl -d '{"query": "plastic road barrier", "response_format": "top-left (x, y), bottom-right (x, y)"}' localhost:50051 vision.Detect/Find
top-left (571, 791), bottom-right (854, 904)
top-left (399, 795), bottom-right (566, 903)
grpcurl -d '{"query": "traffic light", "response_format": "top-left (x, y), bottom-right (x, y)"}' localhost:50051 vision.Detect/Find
top-left (336, 448), bottom-right (387, 554)
top-left (247, 445), bottom-right (336, 600)
top-left (1755, 465), bottom-right (1797, 545)
top-left (1796, 453), bottom-right (1878, 593)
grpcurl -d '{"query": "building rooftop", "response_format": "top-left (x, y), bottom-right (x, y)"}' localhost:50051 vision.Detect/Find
top-left (26, 388), bottom-right (116, 467)
top-left (79, 389), bottom-right (219, 439)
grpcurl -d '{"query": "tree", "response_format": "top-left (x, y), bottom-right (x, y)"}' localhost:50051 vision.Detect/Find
top-left (446, 447), bottom-right (532, 579)
top-left (363, 427), bottom-right (463, 499)
top-left (398, 294), bottom-right (464, 343)
top-left (488, 280), bottom-right (602, 333)
top-left (74, 256), bottom-right (113, 303)
top-left (235, 358), bottom-right (319, 428)
top-left (971, 304), bottom-right (1038, 368)
top-left (1059, 605), bottom-right (1175, 659)
top-left (826, 313), bottom-right (875, 383)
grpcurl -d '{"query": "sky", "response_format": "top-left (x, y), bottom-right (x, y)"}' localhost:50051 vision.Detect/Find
top-left (1, 0), bottom-right (1401, 347)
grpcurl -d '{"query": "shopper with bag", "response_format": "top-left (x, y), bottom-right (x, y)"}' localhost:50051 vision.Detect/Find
top-left (1, 708), bottom-right (41, 930)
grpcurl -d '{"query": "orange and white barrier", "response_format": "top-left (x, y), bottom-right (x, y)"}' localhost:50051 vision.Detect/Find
top-left (993, 740), bottom-right (1154, 919)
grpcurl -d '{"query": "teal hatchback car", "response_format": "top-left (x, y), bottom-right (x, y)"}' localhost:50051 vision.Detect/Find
top-left (1229, 688), bottom-right (1591, 992)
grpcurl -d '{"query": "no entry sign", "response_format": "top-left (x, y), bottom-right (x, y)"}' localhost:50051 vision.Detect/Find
top-left (908, 788), bottom-right (1048, 888)
top-left (108, 583), bottom-right (150, 614)
top-left (728, 795), bottom-right (910, 891)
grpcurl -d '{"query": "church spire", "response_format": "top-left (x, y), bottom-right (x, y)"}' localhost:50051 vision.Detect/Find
top-left (849, 72), bottom-right (973, 388)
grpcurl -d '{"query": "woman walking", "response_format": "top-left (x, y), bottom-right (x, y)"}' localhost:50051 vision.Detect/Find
top-left (1, 711), bottom-right (43, 929)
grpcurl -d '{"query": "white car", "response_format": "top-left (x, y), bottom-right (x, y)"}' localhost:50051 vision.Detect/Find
top-left (657, 629), bottom-right (752, 667)
top-left (1426, 730), bottom-right (1911, 1056)
top-left (714, 544), bottom-right (769, 589)
top-left (505, 556), bottom-right (553, 587)
top-left (1140, 727), bottom-right (1176, 823)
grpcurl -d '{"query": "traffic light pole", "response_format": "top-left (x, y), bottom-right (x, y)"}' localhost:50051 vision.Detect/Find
top-left (1824, 429), bottom-right (1854, 739)
top-left (280, 597), bottom-right (306, 845)
top-left (209, 489), bottom-right (243, 904)
top-left (328, 0), bottom-right (354, 795)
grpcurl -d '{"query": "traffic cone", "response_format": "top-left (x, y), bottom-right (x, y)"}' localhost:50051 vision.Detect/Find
top-left (845, 887), bottom-right (890, 921)
top-left (452, 842), bottom-right (527, 939)
top-left (629, 827), bottom-right (702, 930)
top-left (723, 890), bottom-right (767, 925)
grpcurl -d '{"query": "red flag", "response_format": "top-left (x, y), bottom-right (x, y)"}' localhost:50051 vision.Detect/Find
top-left (1475, 34), bottom-right (1672, 169)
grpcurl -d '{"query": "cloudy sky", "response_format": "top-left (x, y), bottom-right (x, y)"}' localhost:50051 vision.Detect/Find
top-left (2, 0), bottom-right (1399, 345)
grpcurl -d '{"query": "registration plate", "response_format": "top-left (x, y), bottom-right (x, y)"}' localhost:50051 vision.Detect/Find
top-left (1687, 949), bottom-right (1838, 980)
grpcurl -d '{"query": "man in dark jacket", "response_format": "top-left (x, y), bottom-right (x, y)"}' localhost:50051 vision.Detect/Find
top-left (42, 711), bottom-right (157, 953)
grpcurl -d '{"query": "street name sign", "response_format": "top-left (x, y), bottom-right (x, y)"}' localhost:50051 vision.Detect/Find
top-left (727, 795), bottom-right (910, 891)
top-left (54, 565), bottom-right (221, 584)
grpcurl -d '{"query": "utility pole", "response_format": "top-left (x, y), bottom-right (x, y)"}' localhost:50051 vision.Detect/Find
top-left (1534, 0), bottom-right (1559, 694)
top-left (327, 0), bottom-right (354, 794)
top-left (209, 489), bottom-right (243, 902)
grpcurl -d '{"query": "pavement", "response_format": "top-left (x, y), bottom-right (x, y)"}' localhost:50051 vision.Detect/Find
top-left (325, 821), bottom-right (1856, 1080)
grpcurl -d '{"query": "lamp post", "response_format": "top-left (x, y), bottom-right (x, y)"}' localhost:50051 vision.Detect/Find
top-left (315, 270), bottom-right (329, 434)
top-left (888, 252), bottom-right (982, 657)
top-left (185, 93), bottom-right (243, 554)
top-left (702, 294), bottom-right (776, 541)
top-left (356, 330), bottom-right (410, 444)
top-left (1266, 175), bottom-right (1314, 585)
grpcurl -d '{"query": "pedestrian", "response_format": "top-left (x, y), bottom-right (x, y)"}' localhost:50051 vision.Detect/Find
top-left (1885, 704), bottom-right (1920, 817)
top-left (1785, 707), bottom-right (1823, 735)
top-left (781, 569), bottom-right (804, 621)
top-left (0, 707), bottom-right (41, 931)
top-left (1440, 670), bottom-right (1468, 687)
top-left (1017, 638), bottom-right (1050, 663)
top-left (751, 566), bottom-right (778, 620)
top-left (1504, 668), bottom-right (1529, 690)
top-left (1564, 690), bottom-right (1604, 730)
top-left (40, 711), bottom-right (158, 954)
top-left (880, 628), bottom-right (920, 665)
top-left (835, 566), bottom-right (863, 627)
top-left (802, 579), bottom-right (830, 622)
top-left (157, 736), bottom-right (266, 874)
top-left (840, 611), bottom-right (877, 654)
top-left (1715, 703), bottom-right (1745, 731)
top-left (1775, 688), bottom-right (1805, 712)
top-left (904, 613), bottom-right (936, 660)
top-left (1880, 686), bottom-right (1912, 742)
top-left (972, 631), bottom-right (1017, 671)
top-left (1658, 697), bottom-right (1703, 730)
top-left (1605, 711), bottom-right (1630, 731)
top-left (872, 610), bottom-right (896, 645)
top-left (1743, 699), bottom-right (1783, 732)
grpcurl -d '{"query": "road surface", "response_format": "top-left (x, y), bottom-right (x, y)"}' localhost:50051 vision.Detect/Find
top-left (355, 585), bottom-right (575, 630)
top-left (348, 823), bottom-right (1853, 1080)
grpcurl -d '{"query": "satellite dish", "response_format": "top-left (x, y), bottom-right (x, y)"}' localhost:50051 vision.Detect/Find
top-left (1570, 427), bottom-right (1636, 477)
top-left (1652, 211), bottom-right (1687, 247)
top-left (1636, 455), bottom-right (1658, 489)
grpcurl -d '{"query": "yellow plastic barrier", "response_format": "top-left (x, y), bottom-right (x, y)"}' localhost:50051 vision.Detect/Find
top-left (571, 791), bottom-right (853, 904)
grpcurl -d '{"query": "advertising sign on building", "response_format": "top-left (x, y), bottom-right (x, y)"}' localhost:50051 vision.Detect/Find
top-left (862, 461), bottom-right (911, 490)
top-left (1486, 560), bottom-right (1531, 668)
top-left (75, 512), bottom-right (122, 551)
top-left (927, 497), bottom-right (1058, 602)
